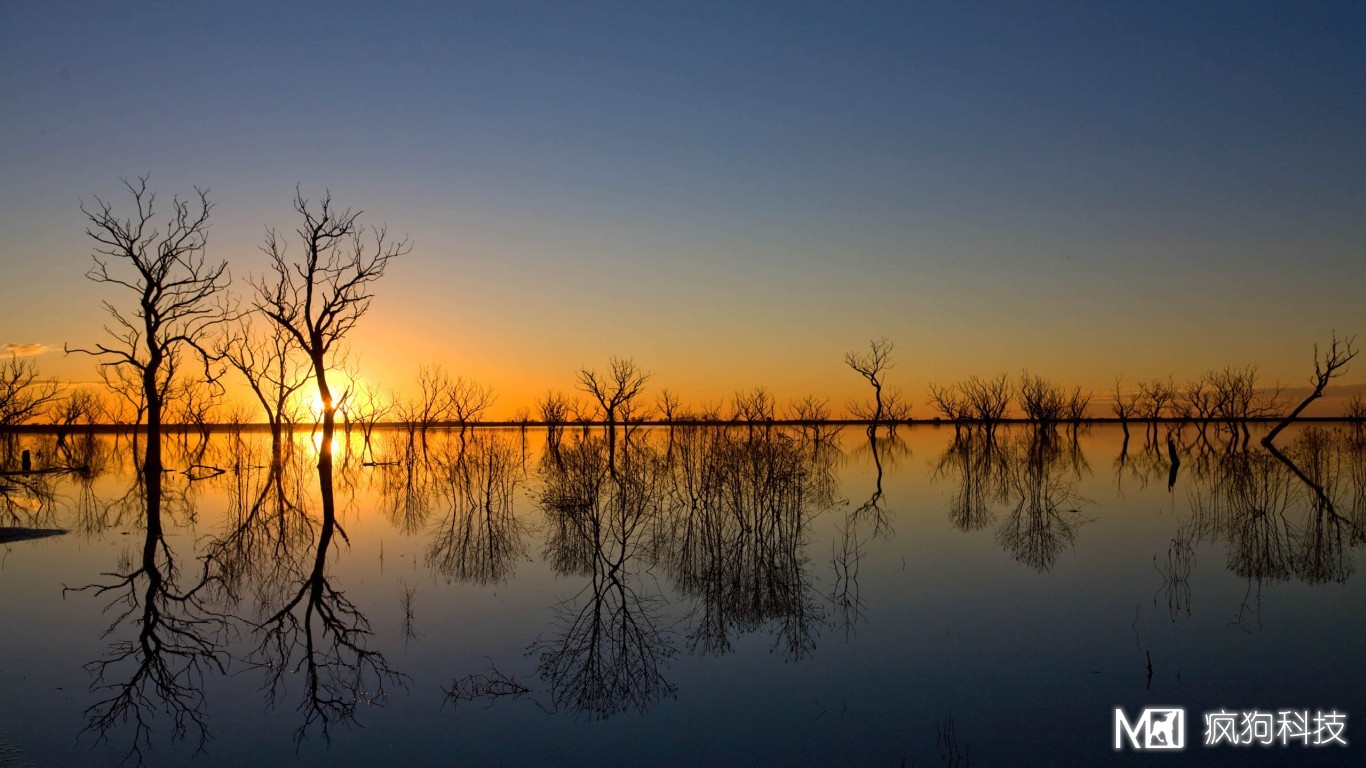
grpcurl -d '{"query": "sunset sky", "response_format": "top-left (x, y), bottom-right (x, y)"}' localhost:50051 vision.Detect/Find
top-left (2, 1), bottom-right (1363, 417)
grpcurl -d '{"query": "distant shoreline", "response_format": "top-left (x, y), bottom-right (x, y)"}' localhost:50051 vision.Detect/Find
top-left (2, 416), bottom-right (1362, 434)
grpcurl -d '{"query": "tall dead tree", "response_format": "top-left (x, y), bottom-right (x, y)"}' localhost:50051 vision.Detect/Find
top-left (845, 338), bottom-right (894, 432)
top-left (68, 177), bottom-right (230, 477)
top-left (252, 189), bottom-right (409, 467)
top-left (577, 357), bottom-right (649, 467)
top-left (1264, 334), bottom-right (1358, 447)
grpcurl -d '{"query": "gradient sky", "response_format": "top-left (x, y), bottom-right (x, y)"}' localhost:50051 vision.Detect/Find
top-left (2, 1), bottom-right (1363, 416)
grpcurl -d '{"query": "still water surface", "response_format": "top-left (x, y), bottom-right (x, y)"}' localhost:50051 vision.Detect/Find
top-left (1, 423), bottom-right (1363, 766)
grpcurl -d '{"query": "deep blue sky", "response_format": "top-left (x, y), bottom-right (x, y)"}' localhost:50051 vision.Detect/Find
top-left (2, 1), bottom-right (1363, 411)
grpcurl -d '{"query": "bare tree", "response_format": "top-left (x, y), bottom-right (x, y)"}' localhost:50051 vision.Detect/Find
top-left (656, 389), bottom-right (682, 424)
top-left (1346, 393), bottom-right (1365, 422)
top-left (68, 177), bottom-right (230, 477)
top-left (219, 316), bottom-right (310, 442)
top-left (52, 388), bottom-right (102, 436)
top-left (99, 364), bottom-right (148, 427)
top-left (1265, 334), bottom-right (1358, 446)
top-left (1111, 377), bottom-right (1141, 438)
top-left (346, 381), bottom-right (393, 459)
top-left (963, 374), bottom-right (1012, 432)
top-left (448, 377), bottom-right (496, 428)
top-left (1063, 386), bottom-right (1091, 424)
top-left (1137, 377), bottom-right (1177, 442)
top-left (251, 189), bottom-right (409, 466)
top-left (577, 357), bottom-right (649, 467)
top-left (538, 390), bottom-right (571, 457)
top-left (787, 394), bottom-right (830, 423)
top-left (170, 378), bottom-right (220, 442)
top-left (1175, 374), bottom-right (1217, 433)
top-left (0, 354), bottom-right (63, 427)
top-left (1017, 371), bottom-right (1066, 423)
top-left (732, 386), bottom-right (775, 423)
top-left (1206, 365), bottom-right (1285, 443)
top-left (577, 357), bottom-right (650, 427)
top-left (844, 338), bottom-right (894, 428)
top-left (407, 364), bottom-right (453, 433)
top-left (926, 382), bottom-right (972, 428)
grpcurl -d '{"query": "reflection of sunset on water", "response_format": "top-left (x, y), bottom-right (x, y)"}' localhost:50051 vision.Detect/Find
top-left (2, 1), bottom-right (1364, 764)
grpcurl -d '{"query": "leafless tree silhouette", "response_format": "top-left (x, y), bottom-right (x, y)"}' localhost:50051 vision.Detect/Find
top-left (447, 377), bottom-right (496, 431)
top-left (538, 390), bottom-right (572, 458)
top-left (1265, 334), bottom-right (1358, 446)
top-left (1018, 371), bottom-right (1067, 423)
top-left (926, 381), bottom-right (972, 434)
top-left (69, 177), bottom-right (230, 475)
top-left (732, 386), bottom-right (775, 424)
top-left (656, 389), bottom-right (682, 424)
top-left (345, 381), bottom-right (392, 460)
top-left (0, 354), bottom-right (63, 427)
top-left (577, 357), bottom-right (649, 465)
top-left (252, 188), bottom-right (409, 467)
top-left (844, 338), bottom-right (895, 431)
top-left (1111, 377), bottom-right (1141, 441)
top-left (963, 374), bottom-right (1012, 434)
top-left (51, 388), bottom-right (101, 439)
top-left (220, 317), bottom-right (310, 441)
top-left (1345, 393), bottom-right (1365, 423)
top-left (578, 357), bottom-right (650, 427)
top-left (100, 364), bottom-right (149, 427)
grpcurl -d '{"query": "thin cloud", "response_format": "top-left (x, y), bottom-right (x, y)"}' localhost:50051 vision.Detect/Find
top-left (3, 342), bottom-right (56, 357)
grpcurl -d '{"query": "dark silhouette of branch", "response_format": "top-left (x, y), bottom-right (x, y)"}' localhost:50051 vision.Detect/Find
top-left (251, 188), bottom-right (409, 467)
top-left (1264, 333), bottom-right (1357, 447)
top-left (219, 316), bottom-right (310, 440)
top-left (0, 354), bottom-right (63, 427)
top-left (844, 338), bottom-right (894, 430)
top-left (68, 177), bottom-right (232, 483)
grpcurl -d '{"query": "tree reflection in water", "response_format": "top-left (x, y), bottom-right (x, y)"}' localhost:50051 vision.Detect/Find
top-left (43, 422), bottom-right (1366, 756)
top-left (934, 426), bottom-right (1091, 572)
top-left (425, 430), bottom-right (526, 586)
top-left (64, 448), bottom-right (226, 766)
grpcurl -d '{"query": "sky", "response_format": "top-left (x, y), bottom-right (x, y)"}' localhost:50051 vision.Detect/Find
top-left (2, 1), bottom-right (1363, 417)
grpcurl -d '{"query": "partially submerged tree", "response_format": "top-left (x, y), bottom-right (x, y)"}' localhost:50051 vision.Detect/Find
top-left (1264, 334), bottom-right (1358, 446)
top-left (448, 377), bottom-right (496, 429)
top-left (732, 386), bottom-right (775, 423)
top-left (1017, 372), bottom-right (1067, 423)
top-left (963, 374), bottom-right (1012, 433)
top-left (926, 382), bottom-right (972, 425)
top-left (844, 338), bottom-right (894, 429)
top-left (69, 177), bottom-right (231, 475)
top-left (219, 316), bottom-right (311, 442)
top-left (252, 189), bottom-right (409, 465)
top-left (656, 389), bottom-right (682, 424)
top-left (577, 357), bottom-right (649, 465)
top-left (51, 388), bottom-right (101, 439)
top-left (1111, 378), bottom-right (1141, 438)
top-left (0, 354), bottom-right (62, 428)
top-left (577, 357), bottom-right (649, 428)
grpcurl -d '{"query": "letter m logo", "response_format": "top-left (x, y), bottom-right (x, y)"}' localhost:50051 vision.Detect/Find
top-left (1114, 707), bottom-right (1185, 750)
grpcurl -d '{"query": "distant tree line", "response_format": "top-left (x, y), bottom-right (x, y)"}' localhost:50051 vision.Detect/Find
top-left (0, 178), bottom-right (1360, 449)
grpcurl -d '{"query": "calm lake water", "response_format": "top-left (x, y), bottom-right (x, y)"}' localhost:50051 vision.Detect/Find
top-left (2, 423), bottom-right (1363, 766)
